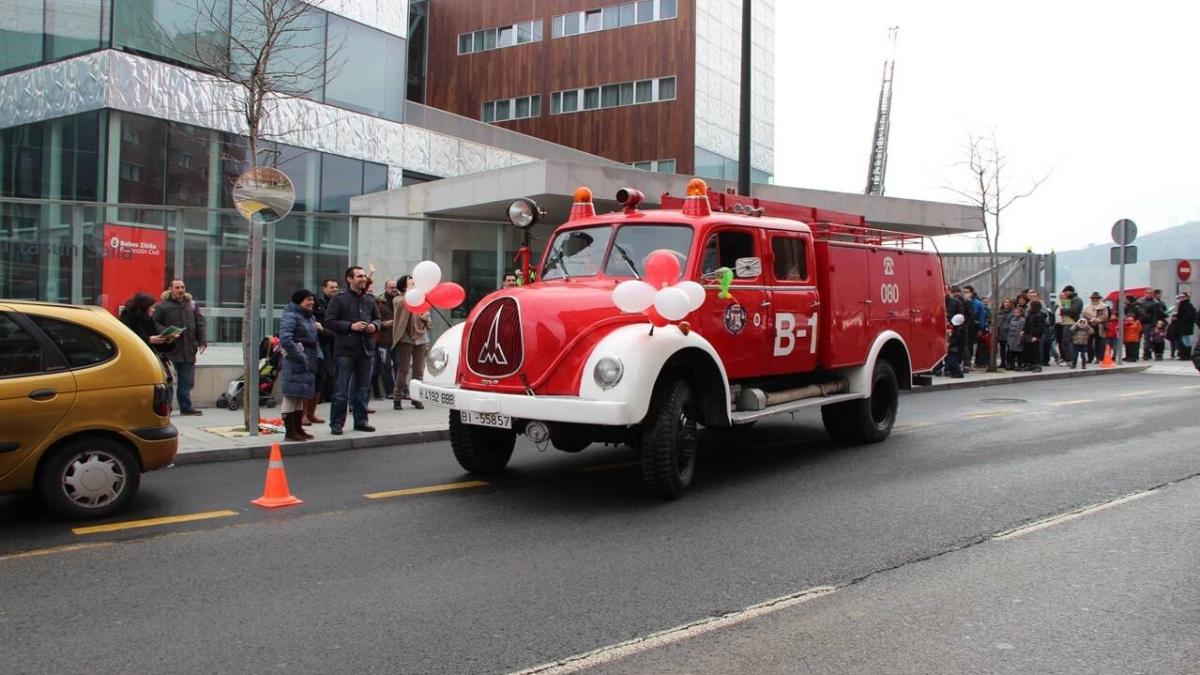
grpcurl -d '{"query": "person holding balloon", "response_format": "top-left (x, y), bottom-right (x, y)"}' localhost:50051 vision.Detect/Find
top-left (392, 274), bottom-right (432, 410)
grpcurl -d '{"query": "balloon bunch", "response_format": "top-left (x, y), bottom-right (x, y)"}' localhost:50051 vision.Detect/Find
top-left (714, 267), bottom-right (735, 300)
top-left (612, 250), bottom-right (706, 328)
top-left (405, 260), bottom-right (466, 313)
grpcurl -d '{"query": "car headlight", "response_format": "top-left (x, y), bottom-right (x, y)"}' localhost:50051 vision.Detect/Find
top-left (593, 356), bottom-right (624, 389)
top-left (427, 346), bottom-right (449, 375)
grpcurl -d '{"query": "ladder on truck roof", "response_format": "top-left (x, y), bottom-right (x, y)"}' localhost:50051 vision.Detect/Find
top-left (660, 188), bottom-right (926, 250)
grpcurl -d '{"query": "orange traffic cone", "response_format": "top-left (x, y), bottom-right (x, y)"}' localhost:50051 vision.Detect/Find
top-left (252, 443), bottom-right (303, 509)
top-left (1101, 345), bottom-right (1115, 369)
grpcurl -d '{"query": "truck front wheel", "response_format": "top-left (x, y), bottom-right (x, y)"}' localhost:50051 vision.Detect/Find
top-left (822, 360), bottom-right (898, 444)
top-left (639, 379), bottom-right (699, 499)
top-left (449, 411), bottom-right (516, 474)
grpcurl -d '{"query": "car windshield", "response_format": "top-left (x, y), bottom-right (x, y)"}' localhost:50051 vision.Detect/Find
top-left (540, 224), bottom-right (694, 281)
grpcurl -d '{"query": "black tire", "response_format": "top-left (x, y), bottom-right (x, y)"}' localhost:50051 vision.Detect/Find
top-left (824, 360), bottom-right (899, 444)
top-left (449, 410), bottom-right (516, 474)
top-left (640, 379), bottom-right (699, 499)
top-left (38, 437), bottom-right (141, 520)
top-left (216, 397), bottom-right (229, 409)
top-left (265, 398), bottom-right (277, 409)
top-left (227, 401), bottom-right (239, 411)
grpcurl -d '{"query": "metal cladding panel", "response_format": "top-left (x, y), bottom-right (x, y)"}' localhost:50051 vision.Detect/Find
top-left (0, 52), bottom-right (109, 129)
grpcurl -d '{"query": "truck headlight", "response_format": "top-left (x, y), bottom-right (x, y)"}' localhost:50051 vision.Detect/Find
top-left (427, 346), bottom-right (449, 375)
top-left (593, 356), bottom-right (624, 389)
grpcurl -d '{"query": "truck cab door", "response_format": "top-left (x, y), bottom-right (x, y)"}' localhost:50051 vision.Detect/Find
top-left (764, 232), bottom-right (819, 376)
top-left (697, 227), bottom-right (768, 381)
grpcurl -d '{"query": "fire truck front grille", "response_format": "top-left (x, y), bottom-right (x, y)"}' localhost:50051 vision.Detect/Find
top-left (466, 297), bottom-right (524, 378)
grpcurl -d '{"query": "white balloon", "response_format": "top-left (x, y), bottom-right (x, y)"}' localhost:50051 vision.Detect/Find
top-left (612, 280), bottom-right (656, 313)
top-left (412, 260), bottom-right (442, 292)
top-left (675, 281), bottom-right (706, 311)
top-left (405, 288), bottom-right (427, 308)
top-left (951, 313), bottom-right (964, 326)
top-left (654, 287), bottom-right (691, 321)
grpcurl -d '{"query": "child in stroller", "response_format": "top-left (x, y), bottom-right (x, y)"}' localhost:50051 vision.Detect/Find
top-left (215, 336), bottom-right (283, 411)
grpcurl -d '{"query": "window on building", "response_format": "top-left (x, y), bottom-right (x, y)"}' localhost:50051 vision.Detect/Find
top-left (515, 97), bottom-right (530, 119)
top-left (458, 33), bottom-right (473, 54)
top-left (550, 92), bottom-right (562, 114)
top-left (601, 85), bottom-right (619, 108)
top-left (552, 15), bottom-right (563, 38)
top-left (584, 9), bottom-right (603, 32)
top-left (113, 0), bottom-right (230, 69)
top-left (516, 21), bottom-right (532, 44)
top-left (659, 0), bottom-right (677, 19)
top-left (45, 0), bottom-right (104, 61)
top-left (632, 161), bottom-right (652, 170)
top-left (494, 99), bottom-right (510, 121)
top-left (1, 0), bottom-right (44, 72)
top-left (563, 12), bottom-right (581, 35)
top-left (658, 76), bottom-right (676, 101)
top-left (482, 101), bottom-right (495, 123)
top-left (637, 0), bottom-right (654, 22)
top-left (583, 87), bottom-right (600, 110)
top-left (530, 95), bottom-right (541, 116)
top-left (619, 82), bottom-right (634, 106)
top-left (657, 159), bottom-right (676, 173)
top-left (324, 15), bottom-right (405, 121)
top-left (319, 153), bottom-right (364, 213)
top-left (603, 6), bottom-right (620, 29)
top-left (562, 90), bottom-right (578, 113)
top-left (635, 79), bottom-right (653, 103)
top-left (619, 2), bottom-right (637, 26)
top-left (231, 0), bottom-right (326, 99)
top-left (498, 25), bottom-right (514, 47)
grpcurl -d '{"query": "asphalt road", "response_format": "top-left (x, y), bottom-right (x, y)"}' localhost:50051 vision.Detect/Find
top-left (1, 372), bottom-right (1197, 674)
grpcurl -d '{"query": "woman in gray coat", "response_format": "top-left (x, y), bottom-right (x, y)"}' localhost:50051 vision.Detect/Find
top-left (279, 289), bottom-right (323, 441)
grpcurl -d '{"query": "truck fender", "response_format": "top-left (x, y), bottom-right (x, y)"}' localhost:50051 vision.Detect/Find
top-left (836, 330), bottom-right (913, 396)
top-left (578, 324), bottom-right (732, 428)
top-left (422, 322), bottom-right (465, 387)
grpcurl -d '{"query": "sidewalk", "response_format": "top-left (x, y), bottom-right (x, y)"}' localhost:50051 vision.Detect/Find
top-left (169, 364), bottom-right (1154, 465)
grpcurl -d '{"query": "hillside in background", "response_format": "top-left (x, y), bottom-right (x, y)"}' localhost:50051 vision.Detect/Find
top-left (1055, 221), bottom-right (1200, 294)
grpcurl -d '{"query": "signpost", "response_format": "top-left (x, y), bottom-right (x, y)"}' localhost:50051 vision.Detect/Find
top-left (1110, 219), bottom-right (1137, 365)
top-left (232, 167), bottom-right (295, 436)
top-left (1179, 260), bottom-right (1193, 282)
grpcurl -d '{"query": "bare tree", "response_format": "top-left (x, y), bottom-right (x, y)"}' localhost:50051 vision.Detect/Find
top-left (140, 0), bottom-right (340, 429)
top-left (943, 132), bottom-right (1050, 372)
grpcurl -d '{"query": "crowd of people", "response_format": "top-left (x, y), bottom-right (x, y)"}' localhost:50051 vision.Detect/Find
top-left (934, 284), bottom-right (1197, 379)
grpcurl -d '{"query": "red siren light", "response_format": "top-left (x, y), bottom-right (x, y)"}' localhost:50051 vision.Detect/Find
top-left (568, 186), bottom-right (596, 221)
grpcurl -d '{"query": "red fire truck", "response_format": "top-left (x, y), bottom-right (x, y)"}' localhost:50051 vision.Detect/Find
top-left (411, 179), bottom-right (947, 498)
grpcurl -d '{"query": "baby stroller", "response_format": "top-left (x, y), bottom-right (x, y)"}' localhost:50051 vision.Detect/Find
top-left (215, 336), bottom-right (282, 411)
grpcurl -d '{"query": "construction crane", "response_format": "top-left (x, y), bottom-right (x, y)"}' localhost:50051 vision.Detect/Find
top-left (865, 26), bottom-right (899, 196)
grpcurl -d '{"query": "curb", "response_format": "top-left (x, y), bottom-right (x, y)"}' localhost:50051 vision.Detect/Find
top-left (171, 365), bottom-right (1152, 466)
top-left (908, 364), bottom-right (1151, 394)
top-left (172, 428), bottom-right (450, 466)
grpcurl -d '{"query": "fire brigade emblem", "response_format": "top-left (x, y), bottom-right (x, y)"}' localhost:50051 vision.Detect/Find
top-left (723, 303), bottom-right (747, 335)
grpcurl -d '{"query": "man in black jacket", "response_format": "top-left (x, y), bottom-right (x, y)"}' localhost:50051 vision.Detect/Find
top-left (1176, 291), bottom-right (1196, 359)
top-left (324, 267), bottom-right (381, 434)
top-left (154, 279), bottom-right (207, 415)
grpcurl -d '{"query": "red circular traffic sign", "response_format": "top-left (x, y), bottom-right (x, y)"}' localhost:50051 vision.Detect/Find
top-left (1179, 260), bottom-right (1193, 281)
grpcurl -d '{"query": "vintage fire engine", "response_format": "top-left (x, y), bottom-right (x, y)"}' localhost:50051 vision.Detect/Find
top-left (411, 179), bottom-right (946, 498)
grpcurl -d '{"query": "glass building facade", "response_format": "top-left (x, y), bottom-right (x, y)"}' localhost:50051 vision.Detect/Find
top-left (0, 109), bottom-right (391, 343)
top-left (1, 0), bottom-right (406, 121)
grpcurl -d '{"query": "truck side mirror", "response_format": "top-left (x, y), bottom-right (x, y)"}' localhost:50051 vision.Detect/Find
top-left (734, 257), bottom-right (762, 279)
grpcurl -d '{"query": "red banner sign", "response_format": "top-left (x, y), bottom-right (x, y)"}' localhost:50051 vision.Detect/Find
top-left (100, 224), bottom-right (167, 316)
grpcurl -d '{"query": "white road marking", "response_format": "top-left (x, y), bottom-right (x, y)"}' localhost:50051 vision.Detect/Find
top-left (508, 586), bottom-right (837, 674)
top-left (992, 488), bottom-right (1160, 541)
top-left (1051, 399), bottom-right (1092, 406)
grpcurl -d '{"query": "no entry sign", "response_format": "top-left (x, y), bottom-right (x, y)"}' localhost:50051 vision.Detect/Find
top-left (1180, 260), bottom-right (1193, 281)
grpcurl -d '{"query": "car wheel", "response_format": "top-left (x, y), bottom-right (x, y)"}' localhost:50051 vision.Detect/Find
top-left (38, 437), bottom-right (141, 520)
top-left (825, 360), bottom-right (898, 444)
top-left (449, 411), bottom-right (516, 474)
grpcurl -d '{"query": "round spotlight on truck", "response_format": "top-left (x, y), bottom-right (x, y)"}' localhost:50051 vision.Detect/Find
top-left (616, 188), bottom-right (644, 211)
top-left (593, 356), bottom-right (624, 389)
top-left (507, 198), bottom-right (540, 229)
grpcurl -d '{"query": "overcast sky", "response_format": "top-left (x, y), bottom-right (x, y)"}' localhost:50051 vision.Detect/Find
top-left (772, 0), bottom-right (1200, 253)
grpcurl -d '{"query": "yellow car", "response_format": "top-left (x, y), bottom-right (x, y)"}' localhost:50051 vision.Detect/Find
top-left (0, 301), bottom-right (178, 519)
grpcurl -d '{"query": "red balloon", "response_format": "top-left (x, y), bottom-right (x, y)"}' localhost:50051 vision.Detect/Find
top-left (645, 306), bottom-right (671, 327)
top-left (643, 249), bottom-right (680, 288)
top-left (427, 282), bottom-right (466, 309)
top-left (408, 301), bottom-right (432, 314)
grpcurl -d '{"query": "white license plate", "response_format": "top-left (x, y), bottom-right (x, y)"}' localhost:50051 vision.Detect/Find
top-left (461, 411), bottom-right (511, 429)
top-left (419, 388), bottom-right (455, 407)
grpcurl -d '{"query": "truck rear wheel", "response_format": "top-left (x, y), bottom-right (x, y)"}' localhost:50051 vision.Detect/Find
top-left (822, 360), bottom-right (898, 443)
top-left (449, 411), bottom-right (516, 474)
top-left (640, 379), bottom-right (699, 499)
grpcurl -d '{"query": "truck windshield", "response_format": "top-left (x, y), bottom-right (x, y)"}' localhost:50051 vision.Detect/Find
top-left (540, 224), bottom-right (692, 280)
top-left (540, 227), bottom-right (612, 280)
top-left (604, 224), bottom-right (693, 278)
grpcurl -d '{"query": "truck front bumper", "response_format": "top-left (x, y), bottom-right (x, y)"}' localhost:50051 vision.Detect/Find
top-left (410, 380), bottom-right (634, 426)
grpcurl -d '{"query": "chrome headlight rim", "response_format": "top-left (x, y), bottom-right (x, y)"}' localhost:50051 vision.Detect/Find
top-left (427, 346), bottom-right (449, 375)
top-left (593, 356), bottom-right (624, 389)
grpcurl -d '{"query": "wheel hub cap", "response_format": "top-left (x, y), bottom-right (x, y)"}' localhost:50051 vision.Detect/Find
top-left (62, 452), bottom-right (126, 508)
